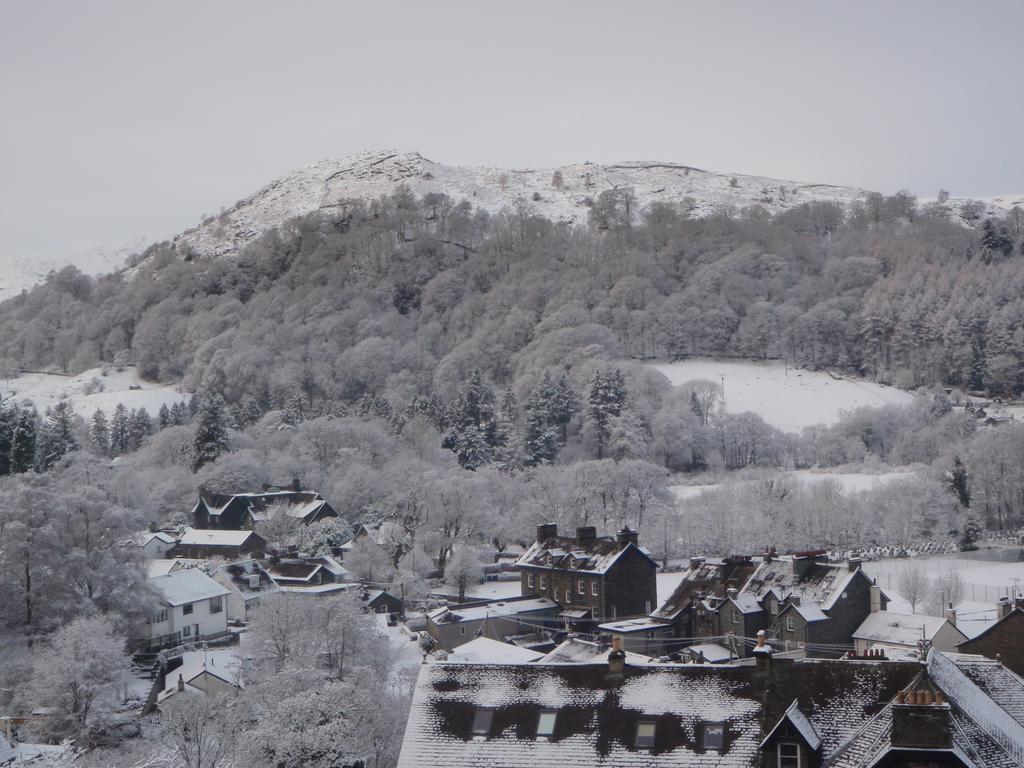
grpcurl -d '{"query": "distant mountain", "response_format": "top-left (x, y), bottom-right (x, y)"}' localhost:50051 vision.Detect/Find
top-left (171, 149), bottom-right (1023, 260)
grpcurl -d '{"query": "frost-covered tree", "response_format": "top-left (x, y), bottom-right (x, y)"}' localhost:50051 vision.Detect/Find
top-left (586, 369), bottom-right (626, 459)
top-left (88, 408), bottom-right (110, 455)
top-left (162, 694), bottom-right (240, 768)
top-left (445, 546), bottom-right (484, 603)
top-left (898, 563), bottom-right (929, 614)
top-left (0, 405), bottom-right (15, 475)
top-left (157, 402), bottom-right (171, 430)
top-left (10, 406), bottom-right (37, 473)
top-left (29, 615), bottom-right (131, 743)
top-left (959, 513), bottom-right (983, 551)
top-left (192, 394), bottom-right (230, 472)
top-left (128, 407), bottom-right (152, 450)
top-left (110, 403), bottom-right (130, 455)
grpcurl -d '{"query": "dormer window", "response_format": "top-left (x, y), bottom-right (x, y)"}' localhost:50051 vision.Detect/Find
top-left (703, 722), bottom-right (725, 751)
top-left (536, 710), bottom-right (556, 738)
top-left (778, 742), bottom-right (800, 768)
top-left (472, 708), bottom-right (494, 737)
top-left (635, 721), bottom-right (656, 749)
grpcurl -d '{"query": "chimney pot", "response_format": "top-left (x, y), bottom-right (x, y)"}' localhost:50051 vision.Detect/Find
top-left (292, 478), bottom-right (301, 492)
top-left (177, 674), bottom-right (185, 693)
top-left (536, 523), bottom-right (558, 542)
top-left (576, 526), bottom-right (597, 545)
top-left (616, 527), bottom-right (638, 549)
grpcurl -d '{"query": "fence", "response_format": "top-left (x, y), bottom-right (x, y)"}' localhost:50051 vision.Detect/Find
top-left (870, 570), bottom-right (1018, 606)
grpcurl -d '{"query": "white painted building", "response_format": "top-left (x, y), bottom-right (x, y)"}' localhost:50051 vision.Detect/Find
top-left (138, 569), bottom-right (231, 651)
top-left (138, 531), bottom-right (177, 558)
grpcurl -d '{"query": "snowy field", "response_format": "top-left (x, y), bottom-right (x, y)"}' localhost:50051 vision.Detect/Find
top-left (649, 358), bottom-right (915, 432)
top-left (669, 469), bottom-right (918, 502)
top-left (863, 552), bottom-right (1024, 638)
top-left (1, 366), bottom-right (185, 419)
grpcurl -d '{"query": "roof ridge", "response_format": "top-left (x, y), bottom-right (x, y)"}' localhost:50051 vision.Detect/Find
top-left (823, 702), bottom-right (892, 768)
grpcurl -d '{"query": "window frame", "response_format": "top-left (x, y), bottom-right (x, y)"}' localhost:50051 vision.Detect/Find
top-left (472, 708), bottom-right (495, 737)
top-left (702, 721), bottom-right (725, 751)
top-left (591, 581), bottom-right (598, 596)
top-left (182, 602), bottom-right (194, 616)
top-left (183, 624), bottom-right (192, 637)
top-left (732, 609), bottom-right (739, 625)
top-left (539, 574), bottom-right (547, 589)
top-left (635, 720), bottom-right (657, 749)
top-left (778, 742), bottom-right (801, 768)
top-left (786, 616), bottom-right (795, 632)
top-left (209, 596), bottom-right (223, 614)
top-left (536, 709), bottom-right (557, 738)
top-left (578, 580), bottom-right (585, 595)
top-left (527, 573), bottom-right (535, 589)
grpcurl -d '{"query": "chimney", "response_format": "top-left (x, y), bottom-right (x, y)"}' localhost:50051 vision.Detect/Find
top-left (689, 556), bottom-right (706, 571)
top-left (576, 526), bottom-right (597, 545)
top-left (726, 587), bottom-right (738, 600)
top-left (177, 674), bottom-right (185, 693)
top-left (292, 478), bottom-right (301, 492)
top-left (944, 604), bottom-right (957, 628)
top-left (616, 527), bottom-right (639, 549)
top-left (997, 596), bottom-right (1013, 621)
top-left (607, 636), bottom-right (626, 681)
top-left (870, 583), bottom-right (882, 613)
top-left (753, 630), bottom-right (773, 669)
top-left (891, 687), bottom-right (952, 749)
top-left (536, 523), bottom-right (558, 542)
top-left (848, 557), bottom-right (864, 572)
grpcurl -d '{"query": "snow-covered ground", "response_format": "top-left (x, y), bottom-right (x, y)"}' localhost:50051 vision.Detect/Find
top-left (669, 469), bottom-right (918, 503)
top-left (863, 552), bottom-right (1024, 638)
top-left (649, 358), bottom-right (916, 432)
top-left (1, 366), bottom-right (185, 419)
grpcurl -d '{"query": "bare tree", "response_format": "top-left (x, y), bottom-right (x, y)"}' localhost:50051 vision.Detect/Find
top-left (898, 562), bottom-right (929, 614)
top-left (162, 695), bottom-right (240, 768)
top-left (925, 566), bottom-right (964, 617)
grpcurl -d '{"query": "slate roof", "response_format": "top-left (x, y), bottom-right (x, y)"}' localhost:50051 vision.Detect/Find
top-left (449, 637), bottom-right (544, 664)
top-left (517, 536), bottom-right (657, 575)
top-left (150, 569), bottom-right (230, 607)
top-left (742, 557), bottom-right (859, 610)
top-left (853, 611), bottom-right (961, 647)
top-left (214, 559), bottom-right (279, 601)
top-left (651, 558), bottom-right (757, 621)
top-left (157, 649), bottom-right (241, 702)
top-left (178, 528), bottom-right (260, 547)
top-left (196, 490), bottom-right (333, 521)
top-left (540, 638), bottom-right (657, 666)
top-left (429, 598), bottom-right (557, 624)
top-left (760, 699), bottom-right (821, 750)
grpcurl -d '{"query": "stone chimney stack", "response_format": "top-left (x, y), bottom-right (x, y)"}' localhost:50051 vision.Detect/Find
top-left (891, 685), bottom-right (952, 749)
top-left (177, 674), bottom-right (185, 693)
top-left (726, 587), bottom-right (738, 600)
top-left (576, 526), bottom-right (597, 545)
top-left (997, 596), bottom-right (1013, 621)
top-left (848, 557), bottom-right (864, 572)
top-left (292, 478), bottom-right (301, 492)
top-left (870, 583), bottom-right (882, 613)
top-left (616, 527), bottom-right (639, 549)
top-left (753, 630), bottom-right (773, 669)
top-left (607, 636), bottom-right (626, 681)
top-left (944, 604), bottom-right (957, 628)
top-left (536, 523), bottom-right (558, 542)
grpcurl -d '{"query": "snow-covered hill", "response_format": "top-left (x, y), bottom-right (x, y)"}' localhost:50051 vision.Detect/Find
top-left (171, 149), bottom-right (1024, 260)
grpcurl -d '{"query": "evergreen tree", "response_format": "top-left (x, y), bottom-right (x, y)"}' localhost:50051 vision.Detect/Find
top-left (192, 394), bottom-right (231, 472)
top-left (170, 401), bottom-right (189, 426)
top-left (282, 390), bottom-right (308, 426)
top-left (441, 370), bottom-right (503, 469)
top-left (128, 408), bottom-right (152, 449)
top-left (950, 454), bottom-right (970, 508)
top-left (549, 374), bottom-right (579, 444)
top-left (959, 513), bottom-right (983, 552)
top-left (89, 408), bottom-right (110, 455)
top-left (241, 399), bottom-right (263, 428)
top-left (110, 403), bottom-right (130, 455)
top-left (157, 403), bottom-right (171, 430)
top-left (0, 405), bottom-right (14, 475)
top-left (40, 400), bottom-right (77, 469)
top-left (523, 385), bottom-right (559, 467)
top-left (587, 369), bottom-right (627, 459)
top-left (10, 407), bottom-right (37, 473)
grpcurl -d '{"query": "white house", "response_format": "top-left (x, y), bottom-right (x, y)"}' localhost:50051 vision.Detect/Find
top-left (137, 531), bottom-right (177, 558)
top-left (852, 610), bottom-right (968, 654)
top-left (157, 649), bottom-right (242, 705)
top-left (138, 569), bottom-right (231, 651)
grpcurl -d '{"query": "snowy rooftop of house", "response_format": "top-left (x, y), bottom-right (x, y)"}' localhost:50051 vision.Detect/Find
top-left (178, 528), bottom-right (259, 547)
top-left (197, 490), bottom-right (329, 519)
top-left (516, 530), bottom-right (656, 575)
top-left (278, 582), bottom-right (351, 595)
top-left (448, 637), bottom-right (545, 664)
top-left (683, 643), bottom-right (735, 663)
top-left (540, 637), bottom-right (656, 666)
top-left (429, 597), bottom-right (557, 624)
top-left (158, 649), bottom-right (242, 702)
top-left (651, 557), bottom-right (758, 620)
top-left (789, 601), bottom-right (829, 623)
top-left (853, 611), bottom-right (956, 646)
top-left (213, 559), bottom-right (278, 599)
top-left (397, 658), bottom-right (924, 768)
top-left (150, 568), bottom-right (230, 606)
top-left (148, 558), bottom-right (201, 577)
top-left (599, 617), bottom-right (671, 634)
top-left (741, 556), bottom-right (858, 610)
top-left (0, 734), bottom-right (67, 764)
top-left (140, 531), bottom-right (176, 545)
top-left (729, 593), bottom-right (763, 614)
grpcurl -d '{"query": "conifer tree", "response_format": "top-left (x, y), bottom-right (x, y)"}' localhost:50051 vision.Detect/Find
top-left (10, 407), bottom-right (37, 473)
top-left (89, 408), bottom-right (110, 455)
top-left (157, 403), bottom-right (171, 430)
top-left (128, 408), bottom-right (152, 449)
top-left (192, 394), bottom-right (230, 472)
top-left (587, 369), bottom-right (626, 459)
top-left (110, 403), bottom-right (130, 455)
top-left (40, 400), bottom-right (77, 469)
top-left (0, 405), bottom-right (14, 475)
top-left (170, 401), bottom-right (189, 426)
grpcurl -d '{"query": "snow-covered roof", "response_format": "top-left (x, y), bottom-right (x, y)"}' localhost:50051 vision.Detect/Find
top-left (397, 658), bottom-right (924, 768)
top-left (212, 559), bottom-right (279, 600)
top-left (0, 734), bottom-right (67, 764)
top-left (742, 556), bottom-right (860, 611)
top-left (789, 601), bottom-right (829, 623)
top-left (599, 617), bottom-right (671, 634)
top-left (158, 649), bottom-right (242, 702)
top-left (516, 532), bottom-right (657, 575)
top-left (148, 558), bottom-right (199, 577)
top-left (277, 582), bottom-right (351, 595)
top-left (150, 569), bottom-right (230, 607)
top-left (540, 638), bottom-right (656, 666)
top-left (449, 637), bottom-right (544, 664)
top-left (853, 611), bottom-right (959, 646)
top-left (651, 557), bottom-right (758, 620)
top-left (141, 531), bottom-right (176, 545)
top-left (729, 593), bottom-right (763, 614)
top-left (683, 643), bottom-right (734, 663)
top-left (178, 528), bottom-right (260, 547)
top-left (760, 699), bottom-right (821, 750)
top-left (430, 598), bottom-right (557, 624)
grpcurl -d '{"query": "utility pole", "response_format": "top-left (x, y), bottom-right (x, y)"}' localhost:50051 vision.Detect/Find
top-left (720, 374), bottom-right (726, 413)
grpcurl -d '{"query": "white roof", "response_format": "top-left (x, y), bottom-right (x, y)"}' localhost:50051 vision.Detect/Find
top-left (684, 643), bottom-right (734, 663)
top-left (431, 598), bottom-right (556, 624)
top-left (278, 582), bottom-right (351, 594)
top-left (158, 649), bottom-right (241, 701)
top-left (150, 569), bottom-right (230, 606)
top-left (142, 531), bottom-right (176, 545)
top-left (540, 638), bottom-right (656, 665)
top-left (853, 611), bottom-right (954, 646)
top-left (599, 617), bottom-right (671, 634)
top-left (791, 602), bottom-right (829, 623)
top-left (178, 528), bottom-right (258, 547)
top-left (448, 637), bottom-right (544, 664)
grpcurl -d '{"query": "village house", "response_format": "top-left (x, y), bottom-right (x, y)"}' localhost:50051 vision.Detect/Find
top-left (539, 636), bottom-right (656, 665)
top-left (396, 646), bottom-right (1024, 768)
top-left (191, 481), bottom-right (338, 530)
top-left (449, 636), bottom-right (545, 664)
top-left (136, 569), bottom-right (231, 651)
top-left (170, 528), bottom-right (268, 560)
top-left (426, 596), bottom-right (559, 652)
top-left (210, 559), bottom-right (280, 622)
top-left (362, 588), bottom-right (405, 619)
top-left (852, 606), bottom-right (967, 655)
top-left (156, 648), bottom-right (242, 705)
top-left (136, 530), bottom-right (177, 558)
top-left (265, 555), bottom-right (349, 594)
top-left (745, 553), bottom-right (885, 657)
top-left (517, 524), bottom-right (658, 629)
top-left (956, 596), bottom-right (1024, 676)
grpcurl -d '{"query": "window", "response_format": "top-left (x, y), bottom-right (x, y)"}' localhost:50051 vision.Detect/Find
top-left (537, 710), bottom-right (557, 738)
top-left (209, 596), bottom-right (223, 614)
top-left (578, 581), bottom-right (585, 595)
top-left (553, 588), bottom-right (559, 602)
top-left (472, 708), bottom-right (494, 736)
top-left (527, 573), bottom-right (535, 588)
top-left (635, 721), bottom-right (656, 749)
top-left (148, 609), bottom-right (168, 624)
top-left (539, 575), bottom-right (547, 589)
top-left (183, 625), bottom-right (192, 637)
top-left (778, 742), bottom-right (800, 768)
top-left (183, 603), bottom-right (194, 615)
top-left (770, 600), bottom-right (778, 615)
top-left (786, 616), bottom-right (794, 632)
top-left (732, 610), bottom-right (739, 625)
top-left (591, 581), bottom-right (598, 596)
top-left (703, 722), bottom-right (725, 751)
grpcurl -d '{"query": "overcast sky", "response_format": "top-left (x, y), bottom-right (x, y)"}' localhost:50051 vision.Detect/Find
top-left (2, 0), bottom-right (1022, 264)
